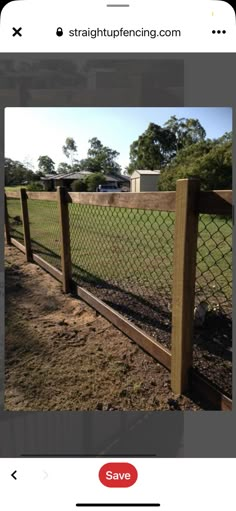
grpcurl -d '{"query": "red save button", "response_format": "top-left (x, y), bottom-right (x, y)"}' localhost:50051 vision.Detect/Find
top-left (99, 462), bottom-right (138, 488)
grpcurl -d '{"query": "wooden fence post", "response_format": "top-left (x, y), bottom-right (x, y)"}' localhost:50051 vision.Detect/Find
top-left (20, 188), bottom-right (32, 262)
top-left (57, 186), bottom-right (72, 293)
top-left (171, 178), bottom-right (200, 394)
top-left (4, 193), bottom-right (11, 245)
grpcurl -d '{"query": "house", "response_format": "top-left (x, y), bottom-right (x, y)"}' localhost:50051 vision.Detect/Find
top-left (41, 172), bottom-right (130, 191)
top-left (130, 170), bottom-right (161, 192)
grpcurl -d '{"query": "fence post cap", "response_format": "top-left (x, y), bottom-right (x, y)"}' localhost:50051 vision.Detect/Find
top-left (176, 177), bottom-right (200, 182)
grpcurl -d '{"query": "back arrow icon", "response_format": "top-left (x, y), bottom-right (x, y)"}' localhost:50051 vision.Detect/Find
top-left (11, 470), bottom-right (17, 480)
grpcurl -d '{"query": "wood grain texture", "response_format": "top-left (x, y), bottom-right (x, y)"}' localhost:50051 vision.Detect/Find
top-left (26, 191), bottom-right (58, 201)
top-left (20, 188), bottom-right (32, 262)
top-left (199, 190), bottom-right (232, 215)
top-left (68, 191), bottom-right (176, 211)
top-left (171, 179), bottom-right (200, 394)
top-left (5, 191), bottom-right (20, 198)
top-left (191, 370), bottom-right (232, 411)
top-left (4, 193), bottom-right (11, 245)
top-left (32, 254), bottom-right (63, 282)
top-left (10, 237), bottom-right (26, 253)
top-left (57, 187), bottom-right (72, 293)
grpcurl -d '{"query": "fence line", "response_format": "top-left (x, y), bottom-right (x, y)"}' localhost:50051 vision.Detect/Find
top-left (171, 179), bottom-right (200, 394)
top-left (5, 187), bottom-right (232, 214)
top-left (5, 180), bottom-right (232, 409)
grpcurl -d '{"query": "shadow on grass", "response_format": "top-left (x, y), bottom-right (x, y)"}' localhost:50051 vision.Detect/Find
top-left (30, 238), bottom-right (61, 268)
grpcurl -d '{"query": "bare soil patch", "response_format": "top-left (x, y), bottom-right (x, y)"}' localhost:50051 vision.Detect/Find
top-left (5, 245), bottom-right (203, 411)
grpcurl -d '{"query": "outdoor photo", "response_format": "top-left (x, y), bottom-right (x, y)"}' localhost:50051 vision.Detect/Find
top-left (4, 107), bottom-right (232, 411)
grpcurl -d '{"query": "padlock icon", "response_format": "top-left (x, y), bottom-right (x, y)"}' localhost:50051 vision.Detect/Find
top-left (56, 27), bottom-right (63, 37)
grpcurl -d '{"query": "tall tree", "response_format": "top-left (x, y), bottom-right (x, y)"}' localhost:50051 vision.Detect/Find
top-left (126, 122), bottom-right (176, 174)
top-left (81, 137), bottom-right (121, 175)
top-left (159, 133), bottom-right (232, 191)
top-left (62, 137), bottom-right (78, 167)
top-left (38, 155), bottom-right (56, 174)
top-left (164, 115), bottom-right (206, 151)
top-left (57, 162), bottom-right (72, 174)
top-left (4, 158), bottom-right (34, 185)
top-left (126, 118), bottom-right (206, 174)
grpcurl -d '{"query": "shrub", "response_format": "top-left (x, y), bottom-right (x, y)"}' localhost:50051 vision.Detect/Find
top-left (72, 179), bottom-right (88, 192)
top-left (85, 173), bottom-right (106, 192)
top-left (27, 181), bottom-right (44, 191)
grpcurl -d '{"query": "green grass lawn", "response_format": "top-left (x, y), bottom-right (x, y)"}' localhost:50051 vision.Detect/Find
top-left (6, 197), bottom-right (232, 311)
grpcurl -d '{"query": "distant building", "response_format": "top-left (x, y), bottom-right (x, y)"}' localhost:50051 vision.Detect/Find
top-left (41, 171), bottom-right (130, 191)
top-left (130, 170), bottom-right (161, 192)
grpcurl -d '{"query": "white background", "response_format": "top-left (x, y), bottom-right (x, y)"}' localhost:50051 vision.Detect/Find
top-left (0, 0), bottom-right (235, 52)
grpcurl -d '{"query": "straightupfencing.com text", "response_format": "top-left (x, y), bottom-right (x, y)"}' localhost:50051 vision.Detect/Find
top-left (69, 27), bottom-right (181, 38)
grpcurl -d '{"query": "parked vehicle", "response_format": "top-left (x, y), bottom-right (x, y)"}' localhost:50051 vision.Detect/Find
top-left (97, 184), bottom-right (120, 192)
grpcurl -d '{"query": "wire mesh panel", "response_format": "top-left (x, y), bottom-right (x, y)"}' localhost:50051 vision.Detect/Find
top-left (27, 199), bottom-right (61, 269)
top-left (69, 203), bottom-right (175, 347)
top-left (7, 198), bottom-right (24, 244)
top-left (194, 213), bottom-right (232, 397)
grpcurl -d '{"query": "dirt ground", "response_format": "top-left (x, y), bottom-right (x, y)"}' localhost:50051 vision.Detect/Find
top-left (5, 245), bottom-right (203, 411)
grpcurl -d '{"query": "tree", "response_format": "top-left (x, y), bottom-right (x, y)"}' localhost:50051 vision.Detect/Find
top-left (72, 179), bottom-right (88, 192)
top-left (82, 137), bottom-right (121, 175)
top-left (159, 133), bottom-right (232, 191)
top-left (57, 162), bottom-right (72, 174)
top-left (38, 155), bottom-right (55, 174)
top-left (33, 170), bottom-right (45, 181)
top-left (85, 172), bottom-right (106, 191)
top-left (4, 158), bottom-right (34, 186)
top-left (27, 181), bottom-right (44, 191)
top-left (126, 122), bottom-right (177, 174)
top-left (164, 115), bottom-right (206, 151)
top-left (62, 137), bottom-right (78, 167)
top-left (126, 117), bottom-right (206, 175)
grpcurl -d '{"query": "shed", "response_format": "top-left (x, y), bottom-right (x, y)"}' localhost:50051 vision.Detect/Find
top-left (130, 170), bottom-right (161, 192)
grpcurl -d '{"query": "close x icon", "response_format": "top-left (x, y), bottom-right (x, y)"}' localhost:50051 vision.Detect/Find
top-left (12, 27), bottom-right (22, 37)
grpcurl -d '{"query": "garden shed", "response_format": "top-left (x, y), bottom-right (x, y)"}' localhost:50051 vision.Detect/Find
top-left (130, 170), bottom-right (161, 192)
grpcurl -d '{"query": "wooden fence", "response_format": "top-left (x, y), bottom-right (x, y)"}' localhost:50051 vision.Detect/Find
top-left (5, 178), bottom-right (232, 410)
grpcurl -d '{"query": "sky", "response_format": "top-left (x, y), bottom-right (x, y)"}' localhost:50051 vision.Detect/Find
top-left (4, 107), bottom-right (232, 173)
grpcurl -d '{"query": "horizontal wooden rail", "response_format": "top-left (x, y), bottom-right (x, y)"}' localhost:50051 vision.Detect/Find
top-left (191, 370), bottom-right (232, 411)
top-left (5, 191), bottom-right (20, 198)
top-left (199, 190), bottom-right (232, 215)
top-left (6, 189), bottom-right (233, 216)
top-left (26, 191), bottom-right (58, 201)
top-left (10, 238), bottom-right (63, 282)
top-left (76, 284), bottom-right (171, 370)
top-left (10, 237), bottom-right (26, 253)
top-left (68, 191), bottom-right (176, 211)
top-left (32, 254), bottom-right (63, 282)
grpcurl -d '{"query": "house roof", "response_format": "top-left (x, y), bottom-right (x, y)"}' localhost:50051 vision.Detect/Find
top-left (58, 171), bottom-right (92, 180)
top-left (132, 170), bottom-right (161, 176)
top-left (41, 171), bottom-right (92, 181)
top-left (105, 174), bottom-right (130, 182)
top-left (41, 172), bottom-right (130, 182)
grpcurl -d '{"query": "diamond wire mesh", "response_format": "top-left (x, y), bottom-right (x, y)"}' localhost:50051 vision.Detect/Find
top-left (69, 203), bottom-right (175, 346)
top-left (194, 213), bottom-right (232, 397)
top-left (195, 214), bottom-right (232, 316)
top-left (27, 199), bottom-right (61, 269)
top-left (6, 195), bottom-right (232, 397)
top-left (7, 198), bottom-right (24, 244)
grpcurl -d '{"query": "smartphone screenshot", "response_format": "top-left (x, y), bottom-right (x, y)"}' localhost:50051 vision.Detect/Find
top-left (0, 0), bottom-right (235, 509)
